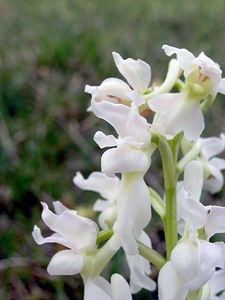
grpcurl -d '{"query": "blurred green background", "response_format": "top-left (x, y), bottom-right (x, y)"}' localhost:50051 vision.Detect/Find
top-left (0, 0), bottom-right (225, 299)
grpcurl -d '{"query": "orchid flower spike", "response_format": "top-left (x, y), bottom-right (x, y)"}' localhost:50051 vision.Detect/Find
top-left (158, 161), bottom-right (225, 300)
top-left (162, 45), bottom-right (225, 97)
top-left (86, 52), bottom-right (152, 107)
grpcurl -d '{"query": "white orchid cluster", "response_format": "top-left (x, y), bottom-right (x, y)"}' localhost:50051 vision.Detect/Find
top-left (33, 45), bottom-right (225, 300)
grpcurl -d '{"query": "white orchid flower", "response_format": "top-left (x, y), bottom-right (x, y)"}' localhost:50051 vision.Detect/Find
top-left (90, 100), bottom-right (152, 176)
top-left (159, 161), bottom-right (225, 299)
top-left (177, 160), bottom-right (225, 239)
top-left (198, 134), bottom-right (225, 193)
top-left (32, 202), bottom-right (117, 275)
top-left (148, 45), bottom-right (225, 141)
top-left (73, 171), bottom-right (155, 292)
top-left (32, 201), bottom-right (99, 276)
top-left (73, 171), bottom-right (120, 229)
top-left (162, 45), bottom-right (225, 96)
top-left (86, 52), bottom-right (152, 107)
top-left (84, 274), bottom-right (132, 300)
top-left (158, 231), bottom-right (225, 300)
top-left (149, 91), bottom-right (205, 140)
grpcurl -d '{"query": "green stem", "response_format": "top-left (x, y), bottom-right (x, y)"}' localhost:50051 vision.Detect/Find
top-left (138, 241), bottom-right (166, 270)
top-left (97, 229), bottom-right (113, 245)
top-left (82, 237), bottom-right (117, 279)
top-left (159, 137), bottom-right (178, 259)
top-left (149, 187), bottom-right (165, 218)
top-left (96, 230), bottom-right (166, 270)
top-left (177, 141), bottom-right (201, 175)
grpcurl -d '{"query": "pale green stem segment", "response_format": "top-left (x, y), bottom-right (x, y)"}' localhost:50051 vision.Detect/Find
top-left (96, 230), bottom-right (166, 270)
top-left (201, 94), bottom-right (215, 113)
top-left (149, 187), bottom-right (165, 218)
top-left (97, 229), bottom-right (113, 244)
top-left (187, 288), bottom-right (203, 300)
top-left (82, 237), bottom-right (117, 279)
top-left (139, 59), bottom-right (181, 114)
top-left (177, 141), bottom-right (201, 175)
top-left (138, 241), bottom-right (166, 270)
top-left (146, 59), bottom-right (181, 99)
top-left (159, 136), bottom-right (178, 259)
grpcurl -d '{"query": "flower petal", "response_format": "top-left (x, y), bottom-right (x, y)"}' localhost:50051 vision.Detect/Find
top-left (150, 93), bottom-right (204, 140)
top-left (162, 45), bottom-right (195, 77)
top-left (94, 131), bottom-right (117, 148)
top-left (47, 250), bottom-right (83, 275)
top-left (111, 274), bottom-right (132, 300)
top-left (32, 225), bottom-right (76, 249)
top-left (210, 157), bottom-right (225, 171)
top-left (101, 145), bottom-right (150, 176)
top-left (112, 52), bottom-right (151, 91)
top-left (200, 137), bottom-right (225, 160)
top-left (205, 206), bottom-right (225, 238)
top-left (112, 173), bottom-right (151, 255)
top-left (210, 270), bottom-right (225, 297)
top-left (178, 197), bottom-right (207, 229)
top-left (204, 162), bottom-right (224, 194)
top-left (90, 100), bottom-right (150, 143)
top-left (199, 240), bottom-right (225, 270)
top-left (98, 207), bottom-right (116, 230)
top-left (158, 262), bottom-right (188, 300)
top-left (85, 78), bottom-right (132, 104)
top-left (184, 160), bottom-right (203, 202)
top-left (171, 240), bottom-right (224, 290)
top-left (194, 52), bottom-right (222, 83)
top-left (173, 101), bottom-right (204, 141)
top-left (41, 202), bottom-right (98, 252)
top-left (126, 254), bottom-right (156, 293)
top-left (52, 201), bottom-right (69, 214)
top-left (73, 171), bottom-right (119, 201)
top-left (149, 93), bottom-right (183, 114)
top-left (218, 78), bottom-right (225, 95)
top-left (84, 277), bottom-right (112, 300)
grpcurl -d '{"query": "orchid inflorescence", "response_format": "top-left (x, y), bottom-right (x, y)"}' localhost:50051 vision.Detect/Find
top-left (33, 45), bottom-right (225, 300)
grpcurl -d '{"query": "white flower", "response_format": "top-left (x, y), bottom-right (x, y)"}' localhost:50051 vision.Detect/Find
top-left (177, 160), bottom-right (225, 239)
top-left (177, 160), bottom-right (208, 231)
top-left (73, 171), bottom-right (119, 229)
top-left (162, 45), bottom-right (225, 96)
top-left (148, 91), bottom-right (205, 140)
top-left (158, 236), bottom-right (225, 300)
top-left (86, 52), bottom-right (152, 107)
top-left (148, 45), bottom-right (225, 141)
top-left (198, 134), bottom-right (225, 193)
top-left (32, 201), bottom-right (98, 275)
top-left (158, 161), bottom-right (225, 299)
top-left (73, 171), bottom-right (155, 292)
top-left (126, 231), bottom-right (156, 293)
top-left (84, 274), bottom-right (132, 300)
top-left (90, 100), bottom-right (152, 176)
